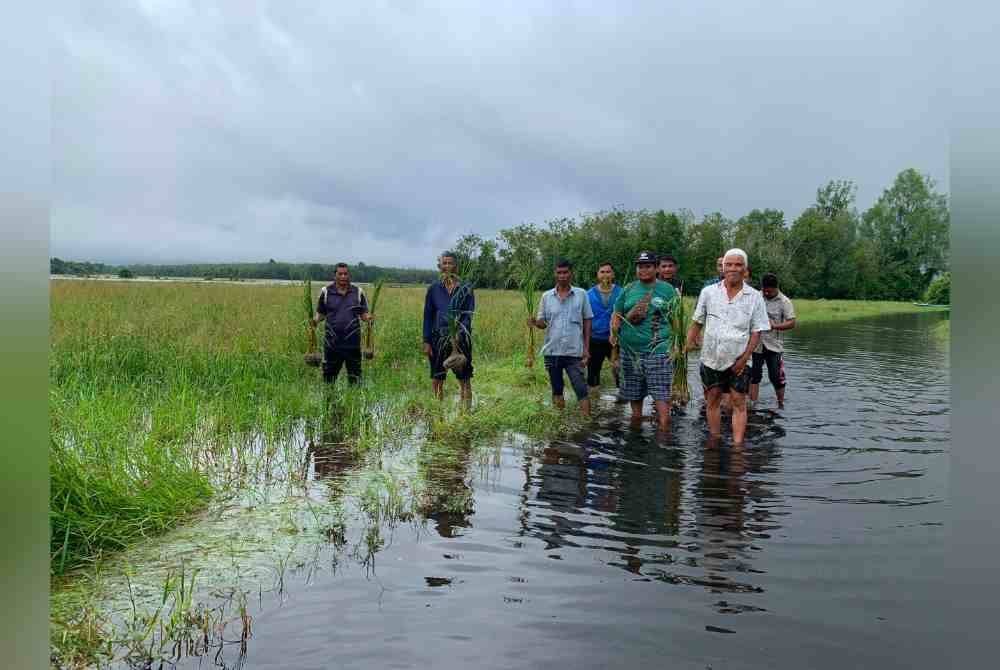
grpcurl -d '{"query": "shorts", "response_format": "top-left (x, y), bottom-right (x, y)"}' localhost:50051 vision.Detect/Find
top-left (619, 350), bottom-right (673, 402)
top-left (750, 348), bottom-right (786, 389)
top-left (544, 355), bottom-right (589, 400)
top-left (428, 333), bottom-right (474, 381)
top-left (700, 362), bottom-right (751, 395)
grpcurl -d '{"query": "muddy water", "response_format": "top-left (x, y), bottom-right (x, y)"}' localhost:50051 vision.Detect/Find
top-left (180, 313), bottom-right (949, 670)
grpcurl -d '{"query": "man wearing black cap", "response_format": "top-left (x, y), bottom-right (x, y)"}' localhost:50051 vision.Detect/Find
top-left (610, 251), bottom-right (678, 431)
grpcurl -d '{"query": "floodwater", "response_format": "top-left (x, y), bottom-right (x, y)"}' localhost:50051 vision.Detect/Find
top-left (173, 313), bottom-right (950, 670)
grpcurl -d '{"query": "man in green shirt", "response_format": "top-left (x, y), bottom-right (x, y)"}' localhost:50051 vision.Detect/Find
top-left (610, 251), bottom-right (677, 431)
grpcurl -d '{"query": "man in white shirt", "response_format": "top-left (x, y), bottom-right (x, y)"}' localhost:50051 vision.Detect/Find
top-left (685, 249), bottom-right (771, 446)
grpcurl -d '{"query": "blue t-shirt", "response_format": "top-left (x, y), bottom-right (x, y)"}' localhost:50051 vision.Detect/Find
top-left (586, 284), bottom-right (622, 341)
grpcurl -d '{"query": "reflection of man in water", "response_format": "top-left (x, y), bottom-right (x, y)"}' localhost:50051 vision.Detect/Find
top-left (416, 442), bottom-right (475, 538)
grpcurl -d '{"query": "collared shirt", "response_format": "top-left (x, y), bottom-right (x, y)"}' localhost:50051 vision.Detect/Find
top-left (692, 281), bottom-right (771, 371)
top-left (536, 286), bottom-right (593, 357)
top-left (755, 291), bottom-right (796, 353)
top-left (317, 283), bottom-right (368, 349)
top-left (422, 280), bottom-right (475, 343)
top-left (587, 284), bottom-right (622, 341)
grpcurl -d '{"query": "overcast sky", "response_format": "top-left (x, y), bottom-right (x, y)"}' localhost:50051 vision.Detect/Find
top-left (52, 1), bottom-right (948, 267)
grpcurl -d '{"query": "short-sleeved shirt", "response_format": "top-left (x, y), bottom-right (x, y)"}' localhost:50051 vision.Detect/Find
top-left (537, 286), bottom-right (594, 357)
top-left (756, 291), bottom-right (796, 353)
top-left (317, 283), bottom-right (368, 349)
top-left (613, 279), bottom-right (677, 355)
top-left (692, 281), bottom-right (771, 371)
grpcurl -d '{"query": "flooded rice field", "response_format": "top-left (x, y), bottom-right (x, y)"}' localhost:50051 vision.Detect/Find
top-left (106, 313), bottom-right (949, 669)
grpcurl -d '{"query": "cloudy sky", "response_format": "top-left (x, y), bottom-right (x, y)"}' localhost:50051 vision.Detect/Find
top-left (52, 1), bottom-right (947, 267)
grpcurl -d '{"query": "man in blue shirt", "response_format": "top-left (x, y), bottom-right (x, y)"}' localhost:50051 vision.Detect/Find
top-left (530, 259), bottom-right (593, 416)
top-left (422, 251), bottom-right (475, 409)
top-left (586, 261), bottom-right (622, 392)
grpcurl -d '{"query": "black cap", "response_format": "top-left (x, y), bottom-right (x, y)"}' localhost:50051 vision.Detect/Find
top-left (635, 250), bottom-right (657, 264)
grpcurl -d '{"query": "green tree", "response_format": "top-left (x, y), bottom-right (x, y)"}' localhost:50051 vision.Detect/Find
top-left (787, 180), bottom-right (859, 298)
top-left (859, 168), bottom-right (949, 300)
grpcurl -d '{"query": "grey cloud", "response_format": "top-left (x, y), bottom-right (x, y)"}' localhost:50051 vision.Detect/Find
top-left (52, 1), bottom-right (948, 266)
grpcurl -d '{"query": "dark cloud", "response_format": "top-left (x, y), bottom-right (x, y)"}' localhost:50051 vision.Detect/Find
top-left (52, 1), bottom-right (948, 266)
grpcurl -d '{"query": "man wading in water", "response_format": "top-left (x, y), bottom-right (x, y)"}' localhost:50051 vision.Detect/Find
top-left (610, 251), bottom-right (678, 431)
top-left (750, 272), bottom-right (796, 409)
top-left (686, 249), bottom-right (770, 446)
top-left (585, 261), bottom-right (622, 394)
top-left (422, 251), bottom-right (475, 410)
top-left (312, 263), bottom-right (374, 386)
top-left (530, 259), bottom-right (593, 416)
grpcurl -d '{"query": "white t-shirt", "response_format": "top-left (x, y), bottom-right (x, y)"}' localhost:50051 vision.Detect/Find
top-left (755, 291), bottom-right (796, 354)
top-left (692, 281), bottom-right (771, 371)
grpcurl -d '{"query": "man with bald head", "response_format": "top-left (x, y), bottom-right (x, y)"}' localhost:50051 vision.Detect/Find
top-left (685, 249), bottom-right (770, 446)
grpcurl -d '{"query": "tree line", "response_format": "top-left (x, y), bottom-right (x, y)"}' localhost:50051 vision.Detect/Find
top-left (449, 168), bottom-right (949, 301)
top-left (50, 258), bottom-right (439, 285)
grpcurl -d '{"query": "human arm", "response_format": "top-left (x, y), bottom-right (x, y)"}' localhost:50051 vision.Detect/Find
top-left (582, 317), bottom-right (592, 365)
top-left (769, 318), bottom-right (795, 331)
top-left (731, 331), bottom-right (760, 375)
top-left (685, 288), bottom-right (708, 351)
top-left (422, 287), bottom-right (435, 355)
top-left (358, 287), bottom-right (374, 322)
top-left (312, 287), bottom-right (328, 326)
top-left (531, 296), bottom-right (547, 329)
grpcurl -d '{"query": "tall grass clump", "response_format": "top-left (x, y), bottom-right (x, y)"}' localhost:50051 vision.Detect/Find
top-left (509, 263), bottom-right (543, 368)
top-left (303, 276), bottom-right (321, 366)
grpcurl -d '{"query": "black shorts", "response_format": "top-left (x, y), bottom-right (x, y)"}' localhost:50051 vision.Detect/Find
top-left (544, 355), bottom-right (589, 400)
top-left (429, 333), bottom-right (474, 381)
top-left (751, 348), bottom-right (786, 389)
top-left (700, 362), bottom-right (751, 395)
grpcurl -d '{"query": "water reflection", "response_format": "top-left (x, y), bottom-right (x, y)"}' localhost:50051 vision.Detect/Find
top-left (416, 440), bottom-right (475, 538)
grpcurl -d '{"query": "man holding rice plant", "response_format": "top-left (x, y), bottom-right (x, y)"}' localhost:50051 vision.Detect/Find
top-left (423, 251), bottom-right (475, 409)
top-left (610, 251), bottom-right (678, 431)
top-left (586, 261), bottom-right (622, 393)
top-left (685, 249), bottom-right (770, 445)
top-left (311, 263), bottom-right (373, 386)
top-left (530, 259), bottom-right (593, 416)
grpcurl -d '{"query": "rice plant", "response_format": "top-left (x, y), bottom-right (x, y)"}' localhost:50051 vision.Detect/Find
top-left (509, 263), bottom-right (543, 368)
top-left (362, 277), bottom-right (385, 360)
top-left (668, 294), bottom-right (691, 405)
top-left (302, 276), bottom-right (321, 367)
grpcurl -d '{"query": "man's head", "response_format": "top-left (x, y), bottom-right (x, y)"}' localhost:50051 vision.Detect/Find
top-left (438, 251), bottom-right (458, 276)
top-left (716, 256), bottom-right (725, 278)
top-left (596, 261), bottom-right (615, 287)
top-left (334, 262), bottom-right (350, 286)
top-left (761, 272), bottom-right (779, 299)
top-left (658, 254), bottom-right (678, 280)
top-left (722, 248), bottom-right (748, 287)
top-left (554, 259), bottom-right (573, 286)
top-left (635, 250), bottom-right (657, 282)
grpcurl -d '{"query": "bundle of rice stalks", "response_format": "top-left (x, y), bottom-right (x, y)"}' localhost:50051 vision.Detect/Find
top-left (510, 263), bottom-right (543, 368)
top-left (440, 271), bottom-right (473, 372)
top-left (668, 293), bottom-right (690, 405)
top-left (362, 277), bottom-right (385, 360)
top-left (302, 277), bottom-right (322, 367)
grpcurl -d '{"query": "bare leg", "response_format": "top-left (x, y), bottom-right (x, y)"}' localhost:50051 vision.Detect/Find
top-left (654, 399), bottom-right (670, 431)
top-left (776, 386), bottom-right (785, 409)
top-left (750, 383), bottom-right (760, 402)
top-left (705, 387), bottom-right (723, 437)
top-left (579, 398), bottom-right (591, 417)
top-left (629, 400), bottom-right (643, 421)
top-left (553, 395), bottom-right (566, 410)
top-left (731, 391), bottom-right (748, 445)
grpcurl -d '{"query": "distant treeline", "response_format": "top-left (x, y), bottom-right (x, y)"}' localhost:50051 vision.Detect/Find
top-left (448, 168), bottom-right (949, 301)
top-left (50, 258), bottom-right (439, 285)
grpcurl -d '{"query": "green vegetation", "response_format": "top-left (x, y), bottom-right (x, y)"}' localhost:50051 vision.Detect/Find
top-left (448, 168), bottom-right (948, 302)
top-left (923, 272), bottom-right (950, 305)
top-left (932, 319), bottom-right (950, 342)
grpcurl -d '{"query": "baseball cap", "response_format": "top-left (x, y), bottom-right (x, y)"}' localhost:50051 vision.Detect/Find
top-left (635, 250), bottom-right (657, 264)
